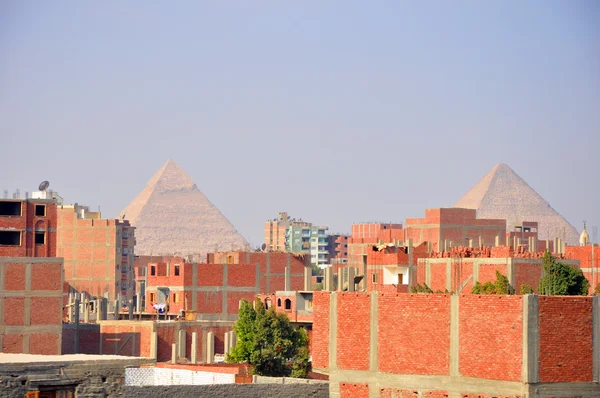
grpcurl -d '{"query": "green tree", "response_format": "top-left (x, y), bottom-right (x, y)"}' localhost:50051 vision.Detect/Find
top-left (313, 282), bottom-right (323, 291)
top-left (411, 283), bottom-right (433, 293)
top-left (538, 251), bottom-right (589, 296)
top-left (595, 283), bottom-right (600, 296)
top-left (471, 271), bottom-right (515, 295)
top-left (520, 284), bottom-right (534, 294)
top-left (227, 299), bottom-right (311, 378)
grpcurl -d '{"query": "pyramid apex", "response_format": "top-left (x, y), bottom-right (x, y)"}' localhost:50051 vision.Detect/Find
top-left (148, 160), bottom-right (196, 192)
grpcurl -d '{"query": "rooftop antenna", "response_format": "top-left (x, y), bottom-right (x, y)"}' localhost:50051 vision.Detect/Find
top-left (2, 189), bottom-right (7, 199)
top-left (38, 181), bottom-right (50, 191)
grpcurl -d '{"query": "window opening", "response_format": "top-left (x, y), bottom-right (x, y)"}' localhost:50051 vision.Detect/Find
top-left (174, 264), bottom-right (180, 276)
top-left (284, 299), bottom-right (292, 310)
top-left (150, 265), bottom-right (156, 276)
top-left (0, 231), bottom-right (21, 246)
top-left (35, 205), bottom-right (46, 216)
top-left (0, 201), bottom-right (21, 216)
top-left (35, 232), bottom-right (45, 245)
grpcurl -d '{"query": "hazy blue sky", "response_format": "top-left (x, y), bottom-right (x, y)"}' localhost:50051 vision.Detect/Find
top-left (1, 1), bottom-right (598, 247)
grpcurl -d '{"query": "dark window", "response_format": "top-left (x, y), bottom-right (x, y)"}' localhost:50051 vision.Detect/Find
top-left (383, 225), bottom-right (387, 229)
top-left (284, 299), bottom-right (292, 310)
top-left (174, 265), bottom-right (180, 276)
top-left (0, 231), bottom-right (21, 246)
top-left (150, 265), bottom-right (156, 276)
top-left (35, 232), bottom-right (45, 245)
top-left (0, 201), bottom-right (21, 216)
top-left (277, 298), bottom-right (282, 307)
top-left (35, 205), bottom-right (46, 216)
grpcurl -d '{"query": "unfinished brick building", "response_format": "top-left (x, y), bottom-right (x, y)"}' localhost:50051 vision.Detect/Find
top-left (313, 292), bottom-right (600, 397)
top-left (145, 251), bottom-right (311, 320)
top-left (0, 197), bottom-right (63, 354)
top-left (404, 207), bottom-right (507, 250)
top-left (57, 204), bottom-right (135, 302)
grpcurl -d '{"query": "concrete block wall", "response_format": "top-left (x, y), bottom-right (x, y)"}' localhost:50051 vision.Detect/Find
top-left (0, 257), bottom-right (63, 355)
top-left (312, 292), bottom-right (600, 397)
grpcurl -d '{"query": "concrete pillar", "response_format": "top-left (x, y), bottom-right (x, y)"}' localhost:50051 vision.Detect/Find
top-left (114, 300), bottom-right (120, 320)
top-left (522, 295), bottom-right (540, 383)
top-left (83, 300), bottom-right (89, 323)
top-left (172, 343), bottom-right (177, 364)
top-left (128, 300), bottom-right (133, 320)
top-left (506, 236), bottom-right (511, 247)
top-left (426, 241), bottom-right (432, 254)
top-left (478, 236), bottom-right (483, 247)
top-left (74, 298), bottom-right (80, 353)
top-left (224, 332), bottom-right (230, 356)
top-left (337, 269), bottom-right (344, 291)
top-left (150, 331), bottom-right (158, 360)
top-left (443, 240), bottom-right (449, 252)
top-left (347, 267), bottom-right (355, 292)
top-left (513, 236), bottom-right (519, 251)
top-left (325, 266), bottom-right (334, 292)
top-left (191, 332), bottom-right (198, 364)
top-left (495, 236), bottom-right (500, 247)
top-left (407, 238), bottom-right (413, 265)
top-left (468, 239), bottom-right (473, 248)
top-left (100, 298), bottom-right (108, 321)
top-left (230, 331), bottom-right (236, 350)
top-left (369, 291), bottom-right (378, 372)
top-left (284, 263), bottom-right (291, 291)
top-left (178, 330), bottom-right (186, 359)
top-left (553, 237), bottom-right (559, 254)
top-left (328, 292), bottom-right (337, 369)
top-left (206, 332), bottom-right (214, 364)
top-left (450, 295), bottom-right (459, 376)
top-left (136, 292), bottom-right (142, 314)
top-left (303, 266), bottom-right (312, 291)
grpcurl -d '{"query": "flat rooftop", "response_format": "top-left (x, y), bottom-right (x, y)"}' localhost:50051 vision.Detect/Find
top-left (0, 353), bottom-right (154, 369)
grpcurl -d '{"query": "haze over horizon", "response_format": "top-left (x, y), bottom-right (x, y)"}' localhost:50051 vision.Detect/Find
top-left (1, 1), bottom-right (598, 247)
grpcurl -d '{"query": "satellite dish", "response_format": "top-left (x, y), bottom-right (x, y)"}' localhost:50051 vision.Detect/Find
top-left (38, 181), bottom-right (50, 191)
top-left (261, 243), bottom-right (267, 251)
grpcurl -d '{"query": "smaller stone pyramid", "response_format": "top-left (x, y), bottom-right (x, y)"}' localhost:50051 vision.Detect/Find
top-left (455, 164), bottom-right (579, 244)
top-left (120, 160), bottom-right (249, 256)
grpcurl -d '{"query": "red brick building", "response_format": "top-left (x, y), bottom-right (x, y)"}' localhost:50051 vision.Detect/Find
top-left (0, 198), bottom-right (63, 354)
top-left (145, 251), bottom-right (311, 319)
top-left (313, 292), bottom-right (600, 397)
top-left (404, 208), bottom-right (507, 250)
top-left (57, 204), bottom-right (135, 301)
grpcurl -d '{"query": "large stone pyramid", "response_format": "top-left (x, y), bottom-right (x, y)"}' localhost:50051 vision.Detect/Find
top-left (455, 163), bottom-right (579, 244)
top-left (119, 160), bottom-right (249, 256)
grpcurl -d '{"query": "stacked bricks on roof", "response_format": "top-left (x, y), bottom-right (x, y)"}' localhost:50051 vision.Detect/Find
top-left (459, 295), bottom-right (523, 381)
top-left (538, 296), bottom-right (593, 382)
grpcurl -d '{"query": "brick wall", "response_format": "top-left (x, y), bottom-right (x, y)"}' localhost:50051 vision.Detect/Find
top-left (337, 293), bottom-right (370, 370)
top-left (340, 382), bottom-right (369, 398)
top-left (378, 294), bottom-right (450, 375)
top-left (311, 292), bottom-right (330, 369)
top-left (538, 296), bottom-right (593, 382)
top-left (459, 295), bottom-right (523, 381)
top-left (0, 257), bottom-right (63, 355)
